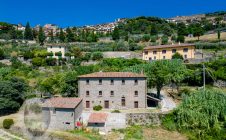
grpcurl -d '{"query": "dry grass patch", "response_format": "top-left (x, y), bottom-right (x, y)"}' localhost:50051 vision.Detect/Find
top-left (143, 127), bottom-right (187, 140)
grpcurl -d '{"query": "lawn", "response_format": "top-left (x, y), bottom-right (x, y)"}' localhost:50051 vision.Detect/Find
top-left (185, 32), bottom-right (226, 42)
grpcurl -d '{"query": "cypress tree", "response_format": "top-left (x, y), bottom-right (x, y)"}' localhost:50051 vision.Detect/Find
top-left (59, 28), bottom-right (65, 42)
top-left (24, 22), bottom-right (33, 40)
top-left (38, 26), bottom-right (46, 46)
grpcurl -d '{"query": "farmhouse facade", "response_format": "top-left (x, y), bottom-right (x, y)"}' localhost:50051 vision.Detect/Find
top-left (143, 44), bottom-right (195, 61)
top-left (78, 72), bottom-right (147, 109)
top-left (46, 44), bottom-right (68, 59)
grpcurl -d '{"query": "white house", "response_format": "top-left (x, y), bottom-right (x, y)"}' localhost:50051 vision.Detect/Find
top-left (46, 44), bottom-right (68, 59)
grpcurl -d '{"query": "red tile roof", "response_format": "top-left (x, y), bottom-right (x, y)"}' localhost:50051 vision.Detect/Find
top-left (79, 72), bottom-right (146, 78)
top-left (88, 113), bottom-right (108, 123)
top-left (143, 44), bottom-right (195, 50)
top-left (42, 97), bottom-right (82, 109)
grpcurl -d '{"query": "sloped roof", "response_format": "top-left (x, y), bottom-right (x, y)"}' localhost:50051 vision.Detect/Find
top-left (42, 97), bottom-right (82, 109)
top-left (88, 113), bottom-right (108, 123)
top-left (78, 72), bottom-right (146, 78)
top-left (143, 44), bottom-right (195, 50)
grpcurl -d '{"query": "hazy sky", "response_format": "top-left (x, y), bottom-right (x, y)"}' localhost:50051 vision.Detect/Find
top-left (1, 0), bottom-right (226, 27)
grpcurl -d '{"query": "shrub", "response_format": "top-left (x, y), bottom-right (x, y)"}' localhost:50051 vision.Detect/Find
top-left (92, 52), bottom-right (103, 61)
top-left (93, 105), bottom-right (102, 111)
top-left (177, 35), bottom-right (185, 43)
top-left (150, 36), bottom-right (157, 42)
top-left (172, 52), bottom-right (183, 60)
top-left (111, 110), bottom-right (120, 113)
top-left (162, 113), bottom-right (177, 131)
top-left (3, 119), bottom-right (14, 129)
top-left (142, 34), bottom-right (150, 42)
top-left (161, 35), bottom-right (168, 45)
top-left (29, 103), bottom-right (42, 114)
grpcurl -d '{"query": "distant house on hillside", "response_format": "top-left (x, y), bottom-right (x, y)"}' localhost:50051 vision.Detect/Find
top-left (42, 97), bottom-right (83, 130)
top-left (78, 72), bottom-right (147, 110)
top-left (46, 44), bottom-right (68, 59)
top-left (143, 44), bottom-right (195, 61)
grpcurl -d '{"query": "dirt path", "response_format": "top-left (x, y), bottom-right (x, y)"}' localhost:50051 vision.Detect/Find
top-left (0, 129), bottom-right (25, 140)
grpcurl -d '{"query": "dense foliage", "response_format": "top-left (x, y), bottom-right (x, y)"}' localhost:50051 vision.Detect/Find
top-left (3, 119), bottom-right (14, 129)
top-left (163, 89), bottom-right (226, 140)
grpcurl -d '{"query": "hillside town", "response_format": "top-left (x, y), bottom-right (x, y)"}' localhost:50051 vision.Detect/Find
top-left (0, 5), bottom-right (226, 140)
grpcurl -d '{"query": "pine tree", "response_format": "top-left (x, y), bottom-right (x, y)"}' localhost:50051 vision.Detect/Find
top-left (24, 22), bottom-right (33, 40)
top-left (38, 26), bottom-right (46, 46)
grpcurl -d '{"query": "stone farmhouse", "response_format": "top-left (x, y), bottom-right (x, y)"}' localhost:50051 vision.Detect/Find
top-left (143, 44), bottom-right (195, 61)
top-left (78, 72), bottom-right (147, 109)
top-left (42, 97), bottom-right (83, 130)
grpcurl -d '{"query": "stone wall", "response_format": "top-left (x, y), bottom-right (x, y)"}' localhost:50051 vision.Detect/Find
top-left (214, 80), bottom-right (226, 87)
top-left (126, 112), bottom-right (167, 126)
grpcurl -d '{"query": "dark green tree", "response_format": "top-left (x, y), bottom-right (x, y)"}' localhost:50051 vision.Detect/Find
top-left (59, 28), bottom-right (65, 42)
top-left (66, 27), bottom-right (74, 42)
top-left (24, 22), bottom-right (33, 40)
top-left (38, 26), bottom-right (46, 46)
top-left (172, 52), bottom-right (183, 60)
top-left (112, 27), bottom-right (120, 40)
top-left (217, 30), bottom-right (221, 40)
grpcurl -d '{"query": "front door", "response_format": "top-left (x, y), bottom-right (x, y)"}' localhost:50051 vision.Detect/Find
top-left (104, 101), bottom-right (109, 109)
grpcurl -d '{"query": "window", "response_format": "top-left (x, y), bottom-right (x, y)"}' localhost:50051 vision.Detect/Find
top-left (134, 79), bottom-right (138, 85)
top-left (163, 56), bottom-right (166, 59)
top-left (99, 79), bottom-right (102, 85)
top-left (183, 48), bottom-right (188, 52)
top-left (110, 91), bottom-right (114, 96)
top-left (172, 49), bottom-right (177, 53)
top-left (162, 50), bottom-right (166, 54)
top-left (110, 79), bottom-right (114, 85)
top-left (122, 79), bottom-right (125, 85)
top-left (153, 51), bottom-right (157, 54)
top-left (149, 57), bottom-right (152, 61)
top-left (184, 55), bottom-right (187, 59)
top-left (59, 46), bottom-right (61, 49)
top-left (86, 79), bottom-right (89, 85)
top-left (65, 122), bottom-right (70, 124)
top-left (154, 56), bottom-right (156, 60)
top-left (50, 46), bottom-right (52, 48)
top-left (86, 91), bottom-right (89, 96)
top-left (134, 101), bottom-right (138, 108)
top-left (134, 91), bottom-right (138, 97)
top-left (121, 97), bottom-right (126, 106)
top-left (71, 113), bottom-right (74, 117)
top-left (144, 51), bottom-right (148, 55)
top-left (99, 91), bottom-right (102, 96)
top-left (86, 101), bottom-right (90, 108)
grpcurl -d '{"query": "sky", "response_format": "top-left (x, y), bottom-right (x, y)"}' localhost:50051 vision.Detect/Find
top-left (0, 0), bottom-right (226, 27)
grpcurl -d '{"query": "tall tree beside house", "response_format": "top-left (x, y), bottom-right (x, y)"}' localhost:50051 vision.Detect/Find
top-left (32, 29), bottom-right (38, 40)
top-left (112, 27), bottom-right (120, 40)
top-left (161, 35), bottom-right (168, 45)
top-left (38, 26), bottom-right (46, 46)
top-left (125, 60), bottom-right (187, 99)
top-left (24, 22), bottom-right (33, 40)
top-left (59, 28), bottom-right (65, 42)
top-left (66, 27), bottom-right (74, 42)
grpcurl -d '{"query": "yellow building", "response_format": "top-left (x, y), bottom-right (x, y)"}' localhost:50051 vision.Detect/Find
top-left (143, 44), bottom-right (195, 61)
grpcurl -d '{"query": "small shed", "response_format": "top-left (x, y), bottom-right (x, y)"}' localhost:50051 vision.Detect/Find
top-left (88, 113), bottom-right (108, 127)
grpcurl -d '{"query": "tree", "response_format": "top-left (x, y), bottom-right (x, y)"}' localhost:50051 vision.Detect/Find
top-left (177, 35), bottom-right (185, 43)
top-left (161, 35), bottom-right (168, 45)
top-left (92, 52), bottom-right (103, 61)
top-left (9, 28), bottom-right (17, 39)
top-left (59, 28), bottom-right (65, 42)
top-left (66, 27), bottom-right (74, 42)
top-left (71, 47), bottom-right (82, 59)
top-left (193, 24), bottom-right (204, 40)
top-left (112, 27), bottom-right (120, 40)
top-left (0, 49), bottom-right (4, 60)
top-left (82, 53), bottom-right (91, 62)
top-left (24, 22), bottom-right (33, 40)
top-left (217, 30), bottom-right (221, 40)
top-left (172, 52), bottom-right (183, 60)
top-left (0, 77), bottom-right (27, 114)
top-left (38, 26), bottom-right (46, 46)
top-left (142, 34), bottom-right (151, 42)
top-left (50, 30), bottom-right (54, 42)
top-left (32, 57), bottom-right (45, 67)
top-left (177, 23), bottom-right (188, 36)
top-left (125, 60), bottom-right (187, 98)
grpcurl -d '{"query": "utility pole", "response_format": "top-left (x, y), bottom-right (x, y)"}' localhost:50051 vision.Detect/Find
top-left (203, 64), bottom-right (205, 91)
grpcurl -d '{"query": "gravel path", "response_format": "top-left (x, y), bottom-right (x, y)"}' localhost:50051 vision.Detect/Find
top-left (160, 91), bottom-right (176, 112)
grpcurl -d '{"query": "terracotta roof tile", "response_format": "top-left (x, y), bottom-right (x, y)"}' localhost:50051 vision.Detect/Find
top-left (88, 113), bottom-right (108, 123)
top-left (42, 97), bottom-right (82, 109)
top-left (143, 44), bottom-right (195, 50)
top-left (78, 72), bottom-right (146, 78)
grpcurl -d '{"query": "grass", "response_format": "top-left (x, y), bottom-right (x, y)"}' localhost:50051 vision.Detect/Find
top-left (114, 125), bottom-right (187, 140)
top-left (69, 129), bottom-right (103, 140)
top-left (185, 32), bottom-right (226, 42)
